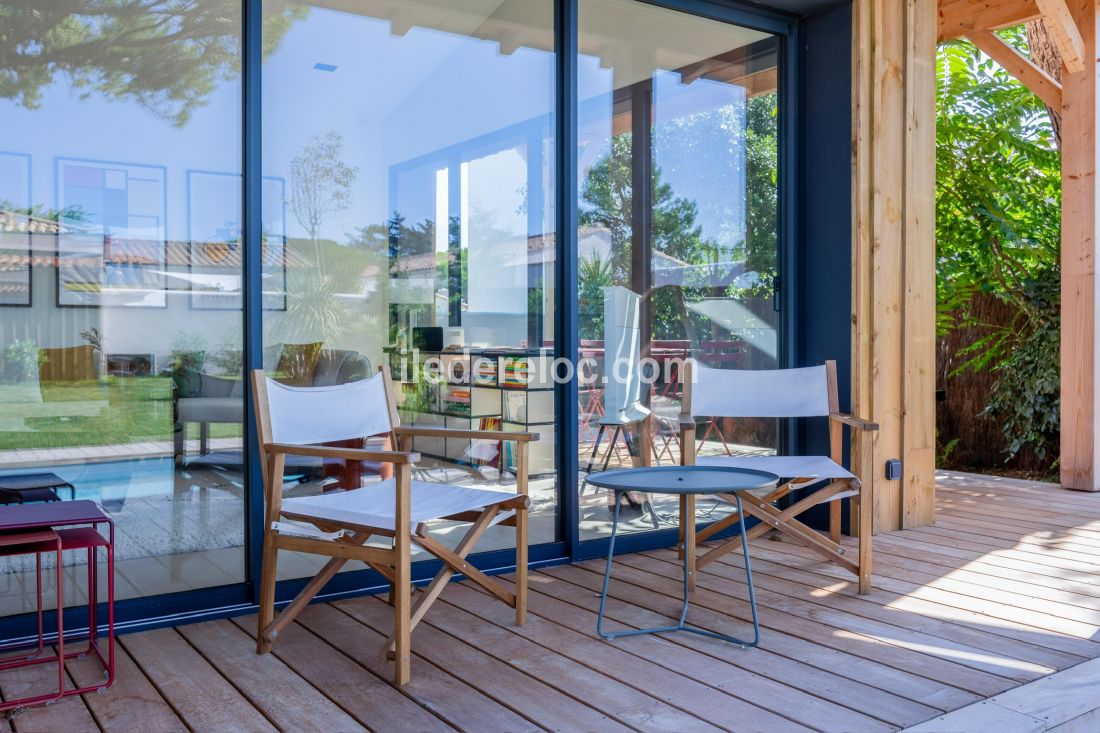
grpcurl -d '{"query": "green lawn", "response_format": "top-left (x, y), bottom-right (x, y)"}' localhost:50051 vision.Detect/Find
top-left (0, 377), bottom-right (242, 451)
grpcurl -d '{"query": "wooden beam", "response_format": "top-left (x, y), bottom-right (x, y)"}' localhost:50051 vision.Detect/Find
top-left (1036, 0), bottom-right (1087, 72)
top-left (1060, 0), bottom-right (1100, 490)
top-left (903, 0), bottom-right (938, 530)
top-left (967, 30), bottom-right (1064, 108)
top-left (853, 0), bottom-right (937, 531)
top-left (938, 0), bottom-right (1041, 41)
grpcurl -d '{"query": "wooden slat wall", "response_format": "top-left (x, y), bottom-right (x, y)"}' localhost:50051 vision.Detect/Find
top-left (852, 0), bottom-right (938, 532)
top-left (1060, 0), bottom-right (1100, 491)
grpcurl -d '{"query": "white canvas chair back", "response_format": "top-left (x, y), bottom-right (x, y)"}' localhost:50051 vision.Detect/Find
top-left (265, 372), bottom-right (393, 445)
top-left (602, 285), bottom-right (650, 425)
top-left (690, 364), bottom-right (831, 418)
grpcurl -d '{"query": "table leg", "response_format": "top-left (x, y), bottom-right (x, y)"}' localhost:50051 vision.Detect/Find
top-left (595, 489), bottom-right (761, 647)
top-left (734, 492), bottom-right (761, 647)
top-left (684, 494), bottom-right (697, 591)
top-left (596, 490), bottom-right (622, 639)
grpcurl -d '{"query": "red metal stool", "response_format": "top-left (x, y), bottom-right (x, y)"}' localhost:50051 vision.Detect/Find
top-left (55, 527), bottom-right (114, 692)
top-left (0, 501), bottom-right (115, 710)
top-left (0, 530), bottom-right (65, 711)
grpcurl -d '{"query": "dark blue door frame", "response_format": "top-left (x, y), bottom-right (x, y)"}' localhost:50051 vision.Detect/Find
top-left (0, 0), bottom-right (801, 643)
top-left (566, 0), bottom-right (799, 562)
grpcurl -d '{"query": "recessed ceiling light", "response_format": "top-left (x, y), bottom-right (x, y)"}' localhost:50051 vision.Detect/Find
top-left (313, 63), bottom-right (337, 72)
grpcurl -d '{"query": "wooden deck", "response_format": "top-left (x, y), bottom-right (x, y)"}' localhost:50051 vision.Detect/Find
top-left (4, 470), bottom-right (1100, 732)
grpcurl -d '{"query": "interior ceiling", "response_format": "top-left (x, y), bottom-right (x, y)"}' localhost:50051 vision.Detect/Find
top-left (314, 0), bottom-right (778, 88)
top-left (743, 0), bottom-right (849, 16)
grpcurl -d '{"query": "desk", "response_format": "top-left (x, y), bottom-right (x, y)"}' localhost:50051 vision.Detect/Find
top-left (587, 466), bottom-right (777, 648)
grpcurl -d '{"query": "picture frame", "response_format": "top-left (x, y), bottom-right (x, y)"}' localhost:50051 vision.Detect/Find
top-left (0, 151), bottom-right (33, 307)
top-left (55, 157), bottom-right (167, 308)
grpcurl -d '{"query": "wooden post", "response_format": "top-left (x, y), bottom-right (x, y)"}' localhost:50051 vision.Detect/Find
top-left (852, 0), bottom-right (938, 532)
top-left (1060, 0), bottom-right (1100, 491)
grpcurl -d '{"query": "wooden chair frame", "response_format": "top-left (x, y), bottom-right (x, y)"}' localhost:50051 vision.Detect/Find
top-left (252, 366), bottom-right (534, 686)
top-left (678, 360), bottom-right (878, 594)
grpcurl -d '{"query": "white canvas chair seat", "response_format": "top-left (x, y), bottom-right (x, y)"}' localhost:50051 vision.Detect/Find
top-left (696, 455), bottom-right (855, 484)
top-left (679, 360), bottom-right (877, 594)
top-left (281, 480), bottom-right (517, 533)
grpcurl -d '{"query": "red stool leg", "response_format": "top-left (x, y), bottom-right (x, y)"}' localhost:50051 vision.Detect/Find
top-left (87, 545), bottom-right (97, 658)
top-left (105, 540), bottom-right (114, 686)
top-left (33, 550), bottom-right (44, 659)
top-left (54, 537), bottom-right (64, 702)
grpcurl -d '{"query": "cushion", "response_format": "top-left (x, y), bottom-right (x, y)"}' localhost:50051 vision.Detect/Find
top-left (281, 479), bottom-right (517, 532)
top-left (168, 350), bottom-right (205, 397)
top-left (38, 344), bottom-right (96, 383)
top-left (276, 342), bottom-right (323, 386)
top-left (313, 350), bottom-right (355, 387)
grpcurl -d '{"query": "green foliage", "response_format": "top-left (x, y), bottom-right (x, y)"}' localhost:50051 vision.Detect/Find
top-left (577, 92), bottom-right (779, 342)
top-left (936, 31), bottom-right (1061, 461)
top-left (1, 339), bottom-right (42, 383)
top-left (0, 1), bottom-right (305, 126)
top-left (982, 275), bottom-right (1060, 459)
top-left (577, 252), bottom-right (616, 340)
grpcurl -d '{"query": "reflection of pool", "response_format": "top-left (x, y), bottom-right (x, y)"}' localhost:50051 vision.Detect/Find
top-left (0, 458), bottom-right (240, 506)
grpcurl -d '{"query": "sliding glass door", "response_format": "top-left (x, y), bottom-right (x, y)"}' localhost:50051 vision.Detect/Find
top-left (260, 0), bottom-right (560, 582)
top-left (575, 0), bottom-right (783, 543)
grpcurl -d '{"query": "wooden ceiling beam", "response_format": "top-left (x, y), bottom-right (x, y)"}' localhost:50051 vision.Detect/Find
top-left (967, 29), bottom-right (1063, 108)
top-left (1035, 0), bottom-right (1086, 72)
top-left (938, 0), bottom-right (1041, 41)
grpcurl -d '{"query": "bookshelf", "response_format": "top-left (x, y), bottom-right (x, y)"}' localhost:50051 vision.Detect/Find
top-left (387, 348), bottom-right (556, 476)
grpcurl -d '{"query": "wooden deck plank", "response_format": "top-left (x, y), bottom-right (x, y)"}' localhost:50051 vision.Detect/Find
top-left (333, 595), bottom-right (634, 733)
top-left (767, 534), bottom-right (1100, 637)
top-left (66, 642), bottom-right (185, 733)
top-left (541, 563), bottom-right (982, 713)
top-left (931, 515), bottom-right (1100, 557)
top-left (933, 503), bottom-right (1100, 543)
top-left (726, 541), bottom-right (1100, 659)
top-left (603, 554), bottom-right (1021, 694)
top-left (227, 614), bottom-right (457, 733)
top-left (17, 472), bottom-right (1100, 732)
top-left (422, 592), bottom-right (730, 733)
top-left (296, 603), bottom-right (541, 733)
top-left (868, 533), bottom-right (1100, 602)
top-left (936, 477), bottom-right (1100, 514)
top-left (0, 651), bottom-right (96, 733)
top-left (872, 533), bottom-right (1100, 596)
top-left (177, 619), bottom-right (366, 733)
top-left (526, 566), bottom-right (941, 728)
top-left (445, 578), bottom-right (888, 732)
top-left (843, 536), bottom-right (1100, 613)
top-left (910, 523), bottom-right (1100, 567)
top-left (678, 548), bottom-right (1085, 670)
top-left (935, 497), bottom-right (1100, 537)
top-left (120, 627), bottom-right (276, 733)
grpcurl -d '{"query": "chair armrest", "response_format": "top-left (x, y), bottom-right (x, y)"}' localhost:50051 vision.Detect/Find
top-left (264, 443), bottom-right (420, 464)
top-left (393, 426), bottom-right (538, 442)
top-left (830, 413), bottom-right (879, 431)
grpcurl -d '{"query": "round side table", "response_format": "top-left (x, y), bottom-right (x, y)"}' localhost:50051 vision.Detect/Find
top-left (586, 465), bottom-right (779, 648)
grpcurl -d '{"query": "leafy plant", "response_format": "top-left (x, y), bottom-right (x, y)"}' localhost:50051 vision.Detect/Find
top-left (2, 340), bottom-right (42, 383)
top-left (936, 30), bottom-right (1062, 462)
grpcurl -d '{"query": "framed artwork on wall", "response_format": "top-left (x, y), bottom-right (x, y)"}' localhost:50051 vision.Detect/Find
top-left (0, 151), bottom-right (33, 307)
top-left (55, 158), bottom-right (167, 308)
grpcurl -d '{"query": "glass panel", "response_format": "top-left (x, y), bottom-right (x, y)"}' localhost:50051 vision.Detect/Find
top-left (0, 1), bottom-right (247, 615)
top-left (261, 0), bottom-right (558, 580)
top-left (577, 0), bottom-right (781, 541)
